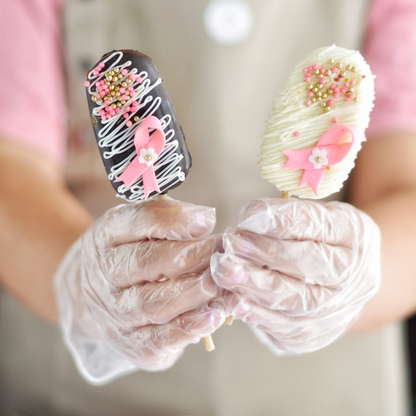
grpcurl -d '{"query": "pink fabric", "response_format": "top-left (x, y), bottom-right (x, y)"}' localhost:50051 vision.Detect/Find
top-left (364, 0), bottom-right (416, 136)
top-left (0, 0), bottom-right (65, 164)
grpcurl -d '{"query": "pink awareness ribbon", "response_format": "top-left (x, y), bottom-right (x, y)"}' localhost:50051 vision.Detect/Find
top-left (115, 115), bottom-right (166, 199)
top-left (283, 124), bottom-right (356, 196)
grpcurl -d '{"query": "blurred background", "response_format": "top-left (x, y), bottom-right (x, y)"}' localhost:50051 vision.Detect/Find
top-left (0, 0), bottom-right (415, 415)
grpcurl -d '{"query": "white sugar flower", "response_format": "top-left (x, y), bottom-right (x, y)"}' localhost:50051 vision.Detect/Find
top-left (138, 147), bottom-right (158, 166)
top-left (308, 148), bottom-right (328, 169)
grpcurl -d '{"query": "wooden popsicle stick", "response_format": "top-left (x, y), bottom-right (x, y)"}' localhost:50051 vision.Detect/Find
top-left (203, 335), bottom-right (215, 352)
top-left (225, 316), bottom-right (234, 325)
top-left (156, 194), bottom-right (215, 352)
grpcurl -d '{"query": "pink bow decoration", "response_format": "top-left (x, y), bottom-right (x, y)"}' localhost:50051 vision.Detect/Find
top-left (115, 116), bottom-right (166, 199)
top-left (283, 124), bottom-right (356, 196)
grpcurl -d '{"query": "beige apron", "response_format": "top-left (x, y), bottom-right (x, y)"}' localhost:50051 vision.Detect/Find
top-left (0, 1), bottom-right (410, 415)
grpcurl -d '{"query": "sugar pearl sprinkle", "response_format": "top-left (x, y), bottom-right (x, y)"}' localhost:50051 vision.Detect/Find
top-left (87, 61), bottom-right (144, 124)
top-left (303, 59), bottom-right (363, 112)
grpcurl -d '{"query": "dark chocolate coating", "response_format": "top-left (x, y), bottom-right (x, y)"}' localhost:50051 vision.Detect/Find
top-left (86, 50), bottom-right (192, 200)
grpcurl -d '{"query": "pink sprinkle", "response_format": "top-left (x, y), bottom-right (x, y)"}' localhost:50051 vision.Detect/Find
top-left (308, 66), bottom-right (313, 71)
top-left (340, 88), bottom-right (346, 94)
top-left (105, 106), bottom-right (111, 111)
top-left (293, 131), bottom-right (300, 137)
top-left (308, 91), bottom-right (314, 97)
top-left (327, 100), bottom-right (334, 106)
top-left (125, 106), bottom-right (131, 112)
top-left (106, 114), bottom-right (112, 119)
top-left (99, 62), bottom-right (105, 68)
top-left (119, 87), bottom-right (125, 93)
top-left (320, 68), bottom-right (326, 74)
top-left (123, 113), bottom-right (129, 119)
top-left (128, 86), bottom-right (134, 92)
top-left (331, 83), bottom-right (336, 89)
top-left (333, 93), bottom-right (340, 98)
top-left (84, 81), bottom-right (90, 87)
top-left (131, 101), bottom-right (138, 107)
top-left (110, 110), bottom-right (115, 116)
top-left (313, 63), bottom-right (318, 69)
top-left (346, 97), bottom-right (351, 102)
top-left (122, 94), bottom-right (128, 100)
top-left (115, 108), bottom-right (121, 113)
top-left (305, 99), bottom-right (312, 106)
top-left (305, 77), bottom-right (311, 82)
top-left (334, 87), bottom-right (339, 93)
top-left (303, 68), bottom-right (308, 72)
top-left (344, 81), bottom-right (350, 87)
top-left (332, 66), bottom-right (339, 73)
top-left (99, 110), bottom-right (105, 116)
top-left (100, 92), bottom-right (106, 97)
top-left (104, 100), bottom-right (110, 105)
top-left (350, 80), bottom-right (356, 86)
top-left (93, 71), bottom-right (99, 76)
top-left (101, 116), bottom-right (106, 122)
top-left (129, 74), bottom-right (135, 80)
top-left (126, 120), bottom-right (132, 127)
top-left (319, 78), bottom-right (326, 84)
top-left (350, 94), bottom-right (356, 99)
top-left (332, 118), bottom-right (338, 123)
top-left (121, 69), bottom-right (128, 76)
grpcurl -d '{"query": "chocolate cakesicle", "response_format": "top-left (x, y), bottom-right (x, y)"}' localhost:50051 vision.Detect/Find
top-left (85, 49), bottom-right (192, 201)
top-left (259, 45), bottom-right (375, 199)
top-left (85, 50), bottom-right (216, 352)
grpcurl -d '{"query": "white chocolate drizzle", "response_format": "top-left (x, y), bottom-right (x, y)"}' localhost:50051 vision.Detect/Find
top-left (259, 45), bottom-right (375, 199)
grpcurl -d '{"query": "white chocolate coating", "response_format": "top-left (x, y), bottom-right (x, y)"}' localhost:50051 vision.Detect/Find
top-left (259, 45), bottom-right (375, 199)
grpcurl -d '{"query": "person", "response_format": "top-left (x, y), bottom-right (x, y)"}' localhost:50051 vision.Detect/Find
top-left (0, 0), bottom-right (415, 415)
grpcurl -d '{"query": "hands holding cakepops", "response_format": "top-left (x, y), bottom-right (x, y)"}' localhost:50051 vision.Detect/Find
top-left (211, 198), bottom-right (381, 354)
top-left (55, 197), bottom-right (227, 384)
top-left (56, 46), bottom-right (382, 384)
top-left (212, 46), bottom-right (381, 355)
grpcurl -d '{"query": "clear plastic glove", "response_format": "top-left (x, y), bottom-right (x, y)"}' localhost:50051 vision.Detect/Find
top-left (211, 198), bottom-right (381, 355)
top-left (55, 197), bottom-right (225, 384)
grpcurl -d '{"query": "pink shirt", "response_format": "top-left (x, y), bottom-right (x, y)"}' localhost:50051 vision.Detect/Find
top-left (0, 0), bottom-right (415, 164)
top-left (0, 0), bottom-right (65, 164)
top-left (364, 0), bottom-right (416, 136)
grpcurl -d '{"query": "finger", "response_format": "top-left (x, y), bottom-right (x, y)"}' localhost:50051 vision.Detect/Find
top-left (122, 303), bottom-right (225, 370)
top-left (238, 198), bottom-right (369, 248)
top-left (234, 298), bottom-right (357, 354)
top-left (223, 229), bottom-right (353, 286)
top-left (211, 253), bottom-right (337, 315)
top-left (114, 270), bottom-right (220, 327)
top-left (106, 234), bottom-right (222, 287)
top-left (99, 196), bottom-right (216, 247)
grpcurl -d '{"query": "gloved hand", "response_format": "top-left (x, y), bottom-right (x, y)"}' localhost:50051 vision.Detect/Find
top-left (211, 198), bottom-right (381, 355)
top-left (55, 196), bottom-right (225, 384)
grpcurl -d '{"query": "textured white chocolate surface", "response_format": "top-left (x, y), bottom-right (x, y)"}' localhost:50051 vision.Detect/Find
top-left (259, 45), bottom-right (375, 199)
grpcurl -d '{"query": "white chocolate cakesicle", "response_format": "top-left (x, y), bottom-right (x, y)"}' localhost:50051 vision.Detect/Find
top-left (259, 45), bottom-right (375, 199)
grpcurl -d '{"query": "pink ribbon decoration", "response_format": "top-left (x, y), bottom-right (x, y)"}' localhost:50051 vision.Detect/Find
top-left (115, 115), bottom-right (166, 199)
top-left (283, 124), bottom-right (356, 196)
